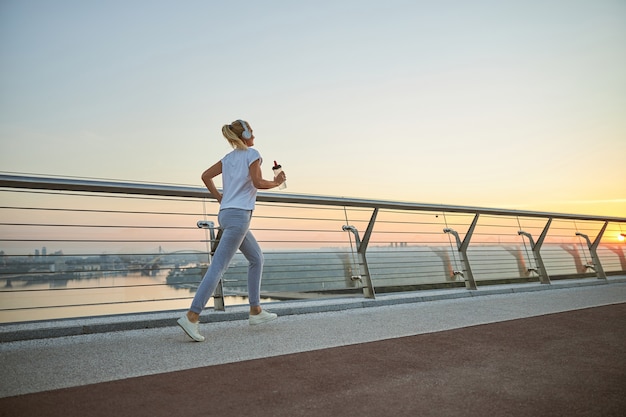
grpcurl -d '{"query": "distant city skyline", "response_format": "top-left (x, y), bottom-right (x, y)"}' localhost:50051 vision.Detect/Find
top-left (1, 0), bottom-right (625, 216)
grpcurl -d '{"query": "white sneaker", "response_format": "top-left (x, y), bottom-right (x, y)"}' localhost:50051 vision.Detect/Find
top-left (177, 316), bottom-right (205, 342)
top-left (249, 310), bottom-right (278, 326)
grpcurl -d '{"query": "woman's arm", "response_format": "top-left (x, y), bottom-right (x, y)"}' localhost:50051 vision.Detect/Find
top-left (201, 161), bottom-right (223, 203)
top-left (249, 159), bottom-right (286, 190)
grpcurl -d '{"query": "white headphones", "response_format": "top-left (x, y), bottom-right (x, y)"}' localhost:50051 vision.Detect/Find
top-left (237, 120), bottom-right (251, 140)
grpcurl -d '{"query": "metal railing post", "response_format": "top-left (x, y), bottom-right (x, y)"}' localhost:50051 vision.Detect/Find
top-left (576, 221), bottom-right (608, 280)
top-left (342, 208), bottom-right (378, 298)
top-left (197, 220), bottom-right (225, 310)
top-left (518, 217), bottom-right (552, 284)
top-left (443, 214), bottom-right (479, 290)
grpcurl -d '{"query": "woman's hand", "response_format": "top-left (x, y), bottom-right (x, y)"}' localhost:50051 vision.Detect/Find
top-left (250, 159), bottom-right (286, 189)
top-left (273, 170), bottom-right (286, 187)
top-left (201, 161), bottom-right (223, 202)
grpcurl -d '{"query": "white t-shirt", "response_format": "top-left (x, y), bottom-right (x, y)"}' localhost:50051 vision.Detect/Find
top-left (220, 148), bottom-right (262, 210)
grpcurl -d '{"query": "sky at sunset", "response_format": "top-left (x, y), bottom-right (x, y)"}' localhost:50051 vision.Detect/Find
top-left (1, 0), bottom-right (625, 217)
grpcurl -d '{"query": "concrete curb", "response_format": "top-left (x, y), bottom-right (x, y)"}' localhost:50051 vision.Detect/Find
top-left (2, 276), bottom-right (625, 343)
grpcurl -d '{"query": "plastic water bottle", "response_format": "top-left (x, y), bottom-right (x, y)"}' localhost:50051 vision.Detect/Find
top-left (272, 160), bottom-right (287, 190)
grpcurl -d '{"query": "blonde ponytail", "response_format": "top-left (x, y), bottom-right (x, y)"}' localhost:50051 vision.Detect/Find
top-left (222, 120), bottom-right (249, 150)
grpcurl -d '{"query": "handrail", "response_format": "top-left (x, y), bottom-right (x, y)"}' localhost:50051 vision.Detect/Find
top-left (1, 173), bottom-right (625, 323)
top-left (2, 174), bottom-right (625, 223)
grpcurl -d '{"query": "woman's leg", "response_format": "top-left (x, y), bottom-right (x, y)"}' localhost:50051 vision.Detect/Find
top-left (188, 209), bottom-right (251, 317)
top-left (239, 230), bottom-right (264, 311)
top-left (239, 230), bottom-right (277, 325)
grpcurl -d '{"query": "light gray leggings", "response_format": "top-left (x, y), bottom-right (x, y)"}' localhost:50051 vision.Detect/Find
top-left (190, 208), bottom-right (264, 313)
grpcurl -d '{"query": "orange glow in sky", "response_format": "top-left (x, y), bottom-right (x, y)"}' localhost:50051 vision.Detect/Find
top-left (0, 1), bottom-right (624, 217)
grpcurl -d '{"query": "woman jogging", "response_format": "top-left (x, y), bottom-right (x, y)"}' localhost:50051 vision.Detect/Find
top-left (178, 119), bottom-right (286, 342)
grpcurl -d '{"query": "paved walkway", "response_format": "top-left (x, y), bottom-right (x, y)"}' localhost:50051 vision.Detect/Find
top-left (1, 278), bottom-right (625, 416)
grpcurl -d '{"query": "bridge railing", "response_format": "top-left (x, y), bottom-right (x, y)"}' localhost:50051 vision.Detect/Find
top-left (1, 173), bottom-right (625, 323)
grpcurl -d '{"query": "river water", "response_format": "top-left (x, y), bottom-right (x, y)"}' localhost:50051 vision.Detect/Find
top-left (0, 269), bottom-right (253, 323)
top-left (2, 245), bottom-right (621, 323)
